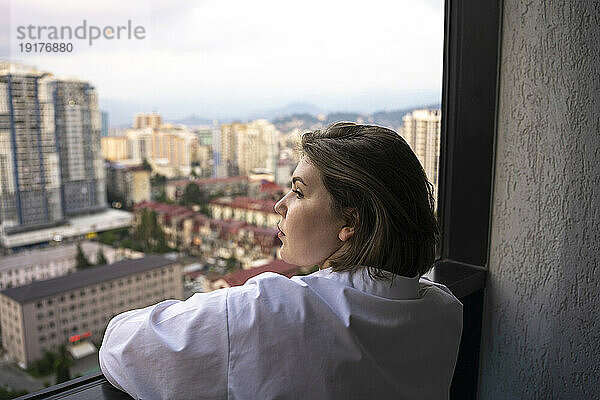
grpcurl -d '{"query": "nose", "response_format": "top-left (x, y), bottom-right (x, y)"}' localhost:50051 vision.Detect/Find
top-left (274, 193), bottom-right (287, 217)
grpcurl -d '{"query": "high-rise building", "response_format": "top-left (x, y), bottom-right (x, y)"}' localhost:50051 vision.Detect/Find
top-left (103, 120), bottom-right (198, 179)
top-left (195, 127), bottom-right (214, 146)
top-left (237, 120), bottom-right (277, 176)
top-left (0, 62), bottom-right (106, 233)
top-left (211, 128), bottom-right (224, 178)
top-left (126, 127), bottom-right (153, 163)
top-left (100, 111), bottom-right (109, 137)
top-left (133, 112), bottom-right (162, 129)
top-left (0, 63), bottom-right (63, 233)
top-left (51, 79), bottom-right (105, 216)
top-left (218, 120), bottom-right (278, 177)
top-left (219, 123), bottom-right (239, 176)
top-left (150, 125), bottom-right (197, 177)
top-left (101, 136), bottom-right (129, 161)
top-left (399, 109), bottom-right (441, 199)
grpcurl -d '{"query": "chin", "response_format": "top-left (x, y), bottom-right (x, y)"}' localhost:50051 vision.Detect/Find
top-left (278, 248), bottom-right (293, 265)
top-left (279, 248), bottom-right (302, 268)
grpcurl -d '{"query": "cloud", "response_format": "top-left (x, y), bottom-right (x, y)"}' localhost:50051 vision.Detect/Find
top-left (6, 0), bottom-right (444, 118)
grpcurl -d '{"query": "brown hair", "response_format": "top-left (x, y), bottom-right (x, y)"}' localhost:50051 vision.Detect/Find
top-left (300, 121), bottom-right (439, 278)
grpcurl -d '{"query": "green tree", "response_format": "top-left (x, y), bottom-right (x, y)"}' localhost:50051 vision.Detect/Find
top-left (150, 173), bottom-right (167, 185)
top-left (136, 208), bottom-right (168, 253)
top-left (181, 183), bottom-right (206, 206)
top-left (96, 247), bottom-right (108, 266)
top-left (27, 350), bottom-right (56, 377)
top-left (141, 158), bottom-right (152, 172)
top-left (54, 345), bottom-right (72, 384)
top-left (75, 243), bottom-right (92, 269)
top-left (98, 227), bottom-right (129, 247)
top-left (0, 385), bottom-right (28, 399)
top-left (225, 255), bottom-right (238, 272)
top-left (150, 173), bottom-right (168, 202)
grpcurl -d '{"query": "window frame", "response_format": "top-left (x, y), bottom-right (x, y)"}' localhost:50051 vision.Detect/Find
top-left (432, 0), bottom-right (503, 398)
top-left (17, 1), bottom-right (503, 398)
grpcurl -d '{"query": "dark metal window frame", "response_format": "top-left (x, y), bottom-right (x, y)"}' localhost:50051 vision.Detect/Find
top-left (432, 0), bottom-right (503, 398)
top-left (18, 0), bottom-right (503, 398)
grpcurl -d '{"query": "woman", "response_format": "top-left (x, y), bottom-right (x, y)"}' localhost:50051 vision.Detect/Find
top-left (99, 122), bottom-right (462, 399)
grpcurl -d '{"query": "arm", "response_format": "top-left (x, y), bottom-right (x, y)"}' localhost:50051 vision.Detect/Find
top-left (99, 289), bottom-right (230, 400)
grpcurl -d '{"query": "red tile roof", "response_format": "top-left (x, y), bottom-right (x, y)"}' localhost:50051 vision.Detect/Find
top-left (209, 219), bottom-right (247, 235)
top-left (135, 202), bottom-right (278, 238)
top-left (168, 176), bottom-right (249, 187)
top-left (241, 225), bottom-right (279, 237)
top-left (210, 196), bottom-right (276, 214)
top-left (133, 201), bottom-right (193, 217)
top-left (260, 182), bottom-right (286, 193)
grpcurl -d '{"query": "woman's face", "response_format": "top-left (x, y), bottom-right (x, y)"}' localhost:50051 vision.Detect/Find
top-left (274, 158), bottom-right (347, 268)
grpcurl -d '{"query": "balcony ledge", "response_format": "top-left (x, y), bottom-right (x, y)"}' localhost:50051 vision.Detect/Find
top-left (16, 372), bottom-right (131, 400)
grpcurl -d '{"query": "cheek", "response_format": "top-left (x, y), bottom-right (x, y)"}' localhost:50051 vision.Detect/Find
top-left (283, 203), bottom-right (341, 265)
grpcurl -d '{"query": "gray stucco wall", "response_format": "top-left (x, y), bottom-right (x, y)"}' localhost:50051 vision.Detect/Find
top-left (478, 1), bottom-right (600, 398)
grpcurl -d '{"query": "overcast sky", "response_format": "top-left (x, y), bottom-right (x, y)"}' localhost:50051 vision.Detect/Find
top-left (3, 0), bottom-right (444, 123)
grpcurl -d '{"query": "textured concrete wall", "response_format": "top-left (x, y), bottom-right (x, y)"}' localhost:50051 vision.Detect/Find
top-left (479, 1), bottom-right (600, 398)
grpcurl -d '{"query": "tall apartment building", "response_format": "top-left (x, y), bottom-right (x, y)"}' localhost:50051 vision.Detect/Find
top-left (212, 128), bottom-right (222, 177)
top-left (0, 63), bottom-right (63, 233)
top-left (237, 120), bottom-right (277, 176)
top-left (218, 123), bottom-right (238, 177)
top-left (126, 127), bottom-right (153, 163)
top-left (218, 120), bottom-right (278, 177)
top-left (399, 109), bottom-right (441, 199)
top-left (54, 80), bottom-right (105, 216)
top-left (151, 125), bottom-right (197, 177)
top-left (195, 127), bottom-right (213, 146)
top-left (0, 255), bottom-right (183, 368)
top-left (0, 62), bottom-right (105, 233)
top-left (133, 112), bottom-right (162, 129)
top-left (103, 122), bottom-right (197, 179)
top-left (101, 136), bottom-right (129, 161)
top-left (100, 111), bottom-right (109, 137)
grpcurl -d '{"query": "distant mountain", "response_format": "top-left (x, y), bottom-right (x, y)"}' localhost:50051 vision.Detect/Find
top-left (168, 115), bottom-right (216, 127)
top-left (248, 102), bottom-right (323, 120)
top-left (271, 103), bottom-right (441, 133)
top-left (372, 103), bottom-right (441, 128)
top-left (100, 96), bottom-right (440, 132)
top-left (272, 113), bottom-right (322, 133)
top-left (325, 112), bottom-right (370, 125)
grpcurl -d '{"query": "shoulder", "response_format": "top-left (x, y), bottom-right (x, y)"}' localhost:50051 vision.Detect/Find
top-left (226, 269), bottom-right (347, 304)
top-left (226, 271), bottom-right (313, 309)
top-left (418, 277), bottom-right (463, 320)
top-left (225, 270), bottom-right (347, 329)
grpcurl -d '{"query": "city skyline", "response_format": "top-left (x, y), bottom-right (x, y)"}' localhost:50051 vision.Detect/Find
top-left (2, 0), bottom-right (444, 124)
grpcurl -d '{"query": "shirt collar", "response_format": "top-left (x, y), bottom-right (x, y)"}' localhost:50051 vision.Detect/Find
top-left (310, 267), bottom-right (420, 300)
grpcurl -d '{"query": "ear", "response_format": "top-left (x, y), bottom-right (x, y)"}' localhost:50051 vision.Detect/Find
top-left (338, 226), bottom-right (354, 242)
top-left (338, 208), bottom-right (358, 242)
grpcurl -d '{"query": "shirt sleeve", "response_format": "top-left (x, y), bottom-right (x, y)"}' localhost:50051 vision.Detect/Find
top-left (99, 289), bottom-right (230, 400)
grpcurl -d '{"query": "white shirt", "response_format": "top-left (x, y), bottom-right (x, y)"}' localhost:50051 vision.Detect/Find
top-left (99, 268), bottom-right (463, 400)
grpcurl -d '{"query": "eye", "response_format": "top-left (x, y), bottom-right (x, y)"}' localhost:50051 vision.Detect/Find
top-left (291, 188), bottom-right (304, 199)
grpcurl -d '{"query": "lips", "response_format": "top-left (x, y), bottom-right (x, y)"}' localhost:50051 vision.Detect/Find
top-left (277, 225), bottom-right (285, 237)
